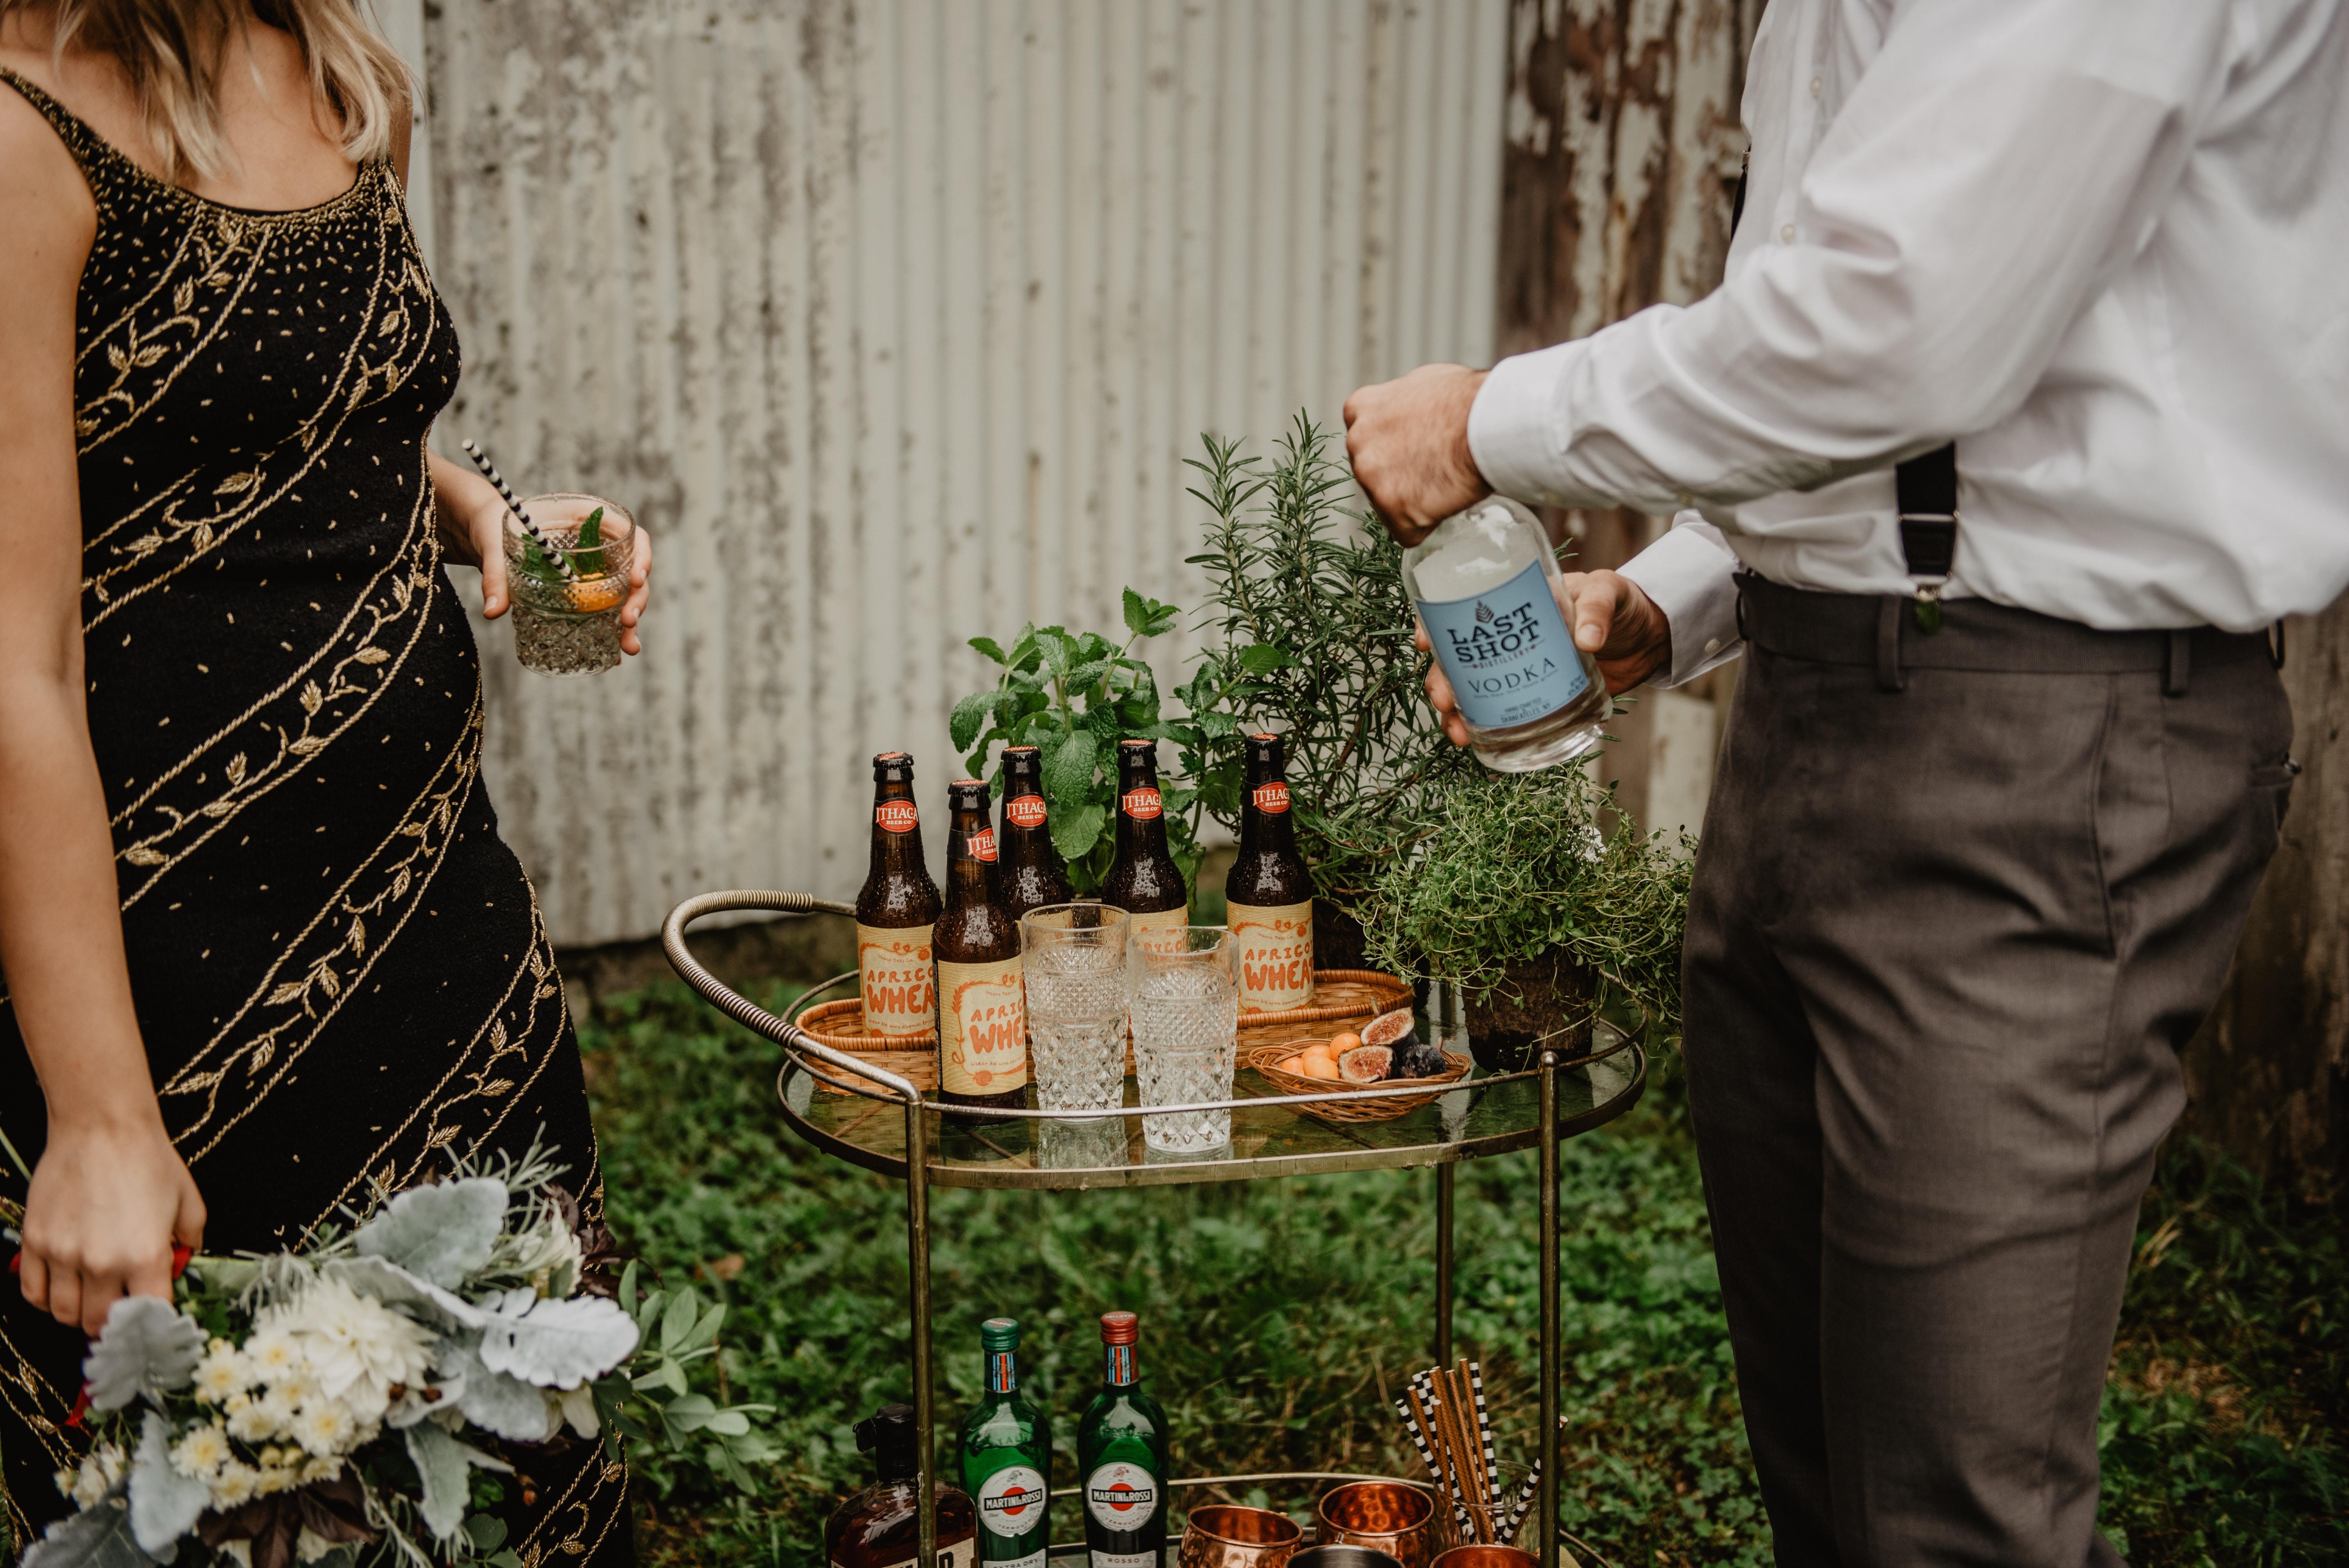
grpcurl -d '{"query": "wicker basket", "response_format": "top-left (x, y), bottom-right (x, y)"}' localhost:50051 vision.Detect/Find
top-left (1238, 968), bottom-right (1414, 1027)
top-left (795, 998), bottom-right (939, 1095)
top-left (1246, 1025), bottom-right (1472, 1124)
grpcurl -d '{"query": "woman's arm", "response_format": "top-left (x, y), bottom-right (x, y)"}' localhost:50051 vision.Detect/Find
top-left (0, 94), bottom-right (204, 1335)
top-left (391, 103), bottom-right (654, 651)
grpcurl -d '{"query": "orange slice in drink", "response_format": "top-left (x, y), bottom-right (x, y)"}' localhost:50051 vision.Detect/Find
top-left (571, 578), bottom-right (625, 613)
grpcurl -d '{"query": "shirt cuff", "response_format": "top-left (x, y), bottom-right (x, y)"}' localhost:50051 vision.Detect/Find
top-left (1467, 344), bottom-right (1584, 505)
top-left (1619, 515), bottom-right (1743, 688)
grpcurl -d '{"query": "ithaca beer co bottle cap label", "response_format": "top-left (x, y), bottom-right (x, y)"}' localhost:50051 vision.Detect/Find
top-left (1419, 556), bottom-right (1591, 732)
top-left (939, 957), bottom-right (1028, 1095)
top-left (1085, 1461), bottom-right (1158, 1532)
top-left (1006, 793), bottom-right (1048, 829)
top-left (1120, 786), bottom-right (1163, 820)
top-left (1250, 780), bottom-right (1291, 814)
top-left (855, 923), bottom-right (935, 1038)
top-left (967, 827), bottom-right (1000, 861)
top-left (979, 1466), bottom-right (1048, 1539)
top-left (1228, 900), bottom-right (1313, 1012)
top-left (876, 799), bottom-right (920, 834)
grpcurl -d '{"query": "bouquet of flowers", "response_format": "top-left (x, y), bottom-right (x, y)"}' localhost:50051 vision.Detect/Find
top-left (8, 1143), bottom-right (773, 1568)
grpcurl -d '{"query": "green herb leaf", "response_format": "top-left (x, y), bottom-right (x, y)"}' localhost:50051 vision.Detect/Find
top-left (970, 636), bottom-right (1010, 665)
top-left (950, 691), bottom-right (995, 753)
top-left (1049, 800), bottom-right (1105, 862)
top-left (1042, 730), bottom-right (1097, 803)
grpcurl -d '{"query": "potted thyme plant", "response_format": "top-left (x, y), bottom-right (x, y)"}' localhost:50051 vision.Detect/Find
top-left (1361, 763), bottom-right (1693, 1069)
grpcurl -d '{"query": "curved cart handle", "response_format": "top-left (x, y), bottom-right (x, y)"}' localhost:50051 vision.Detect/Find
top-left (660, 889), bottom-right (923, 1106)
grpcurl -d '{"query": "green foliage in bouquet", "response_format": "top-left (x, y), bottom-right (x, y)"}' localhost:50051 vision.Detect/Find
top-left (948, 592), bottom-right (1201, 896)
top-left (1175, 415), bottom-right (1474, 908)
top-left (1361, 763), bottom-right (1695, 1033)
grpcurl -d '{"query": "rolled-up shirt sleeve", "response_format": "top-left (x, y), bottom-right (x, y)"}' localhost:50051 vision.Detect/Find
top-left (1617, 515), bottom-right (1744, 688)
top-left (1465, 0), bottom-right (2228, 515)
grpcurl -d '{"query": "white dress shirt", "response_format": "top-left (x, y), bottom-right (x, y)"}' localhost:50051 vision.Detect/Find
top-left (1465, 0), bottom-right (2349, 687)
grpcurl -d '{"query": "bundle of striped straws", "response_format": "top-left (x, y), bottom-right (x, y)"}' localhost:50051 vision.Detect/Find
top-left (1391, 1358), bottom-right (1545, 1546)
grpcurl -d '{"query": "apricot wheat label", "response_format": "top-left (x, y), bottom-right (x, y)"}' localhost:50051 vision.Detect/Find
top-left (856, 922), bottom-right (935, 1037)
top-left (1229, 900), bottom-right (1313, 1011)
top-left (939, 957), bottom-right (1029, 1095)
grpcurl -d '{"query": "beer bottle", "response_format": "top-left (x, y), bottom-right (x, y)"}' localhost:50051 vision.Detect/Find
top-left (996, 744), bottom-right (1073, 921)
top-left (856, 752), bottom-right (942, 1038)
top-left (1099, 740), bottom-right (1187, 939)
top-left (936, 778), bottom-right (1030, 1113)
top-left (959, 1318), bottom-right (1052, 1568)
top-left (1226, 733), bottom-right (1315, 1012)
top-left (1076, 1311), bottom-right (1168, 1568)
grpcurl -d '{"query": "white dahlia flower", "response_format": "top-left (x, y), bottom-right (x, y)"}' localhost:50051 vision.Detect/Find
top-left (257, 1275), bottom-right (435, 1425)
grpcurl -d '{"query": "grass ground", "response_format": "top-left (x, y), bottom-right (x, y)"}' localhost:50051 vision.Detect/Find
top-left (578, 980), bottom-right (2347, 1567)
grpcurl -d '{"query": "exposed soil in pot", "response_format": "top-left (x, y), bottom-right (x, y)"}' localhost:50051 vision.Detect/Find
top-left (1464, 949), bottom-right (1596, 1072)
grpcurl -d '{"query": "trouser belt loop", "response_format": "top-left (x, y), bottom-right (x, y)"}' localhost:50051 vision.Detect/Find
top-left (2164, 631), bottom-right (2192, 697)
top-left (1877, 597), bottom-right (1907, 692)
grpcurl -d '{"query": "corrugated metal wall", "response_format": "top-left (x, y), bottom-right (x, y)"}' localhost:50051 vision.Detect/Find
top-left (405, 0), bottom-right (1509, 944)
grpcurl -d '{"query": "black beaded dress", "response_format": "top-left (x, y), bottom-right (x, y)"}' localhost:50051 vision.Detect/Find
top-left (0, 70), bottom-right (630, 1563)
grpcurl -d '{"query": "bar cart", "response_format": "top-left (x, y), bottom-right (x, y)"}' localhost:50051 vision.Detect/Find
top-left (663, 891), bottom-right (1650, 1568)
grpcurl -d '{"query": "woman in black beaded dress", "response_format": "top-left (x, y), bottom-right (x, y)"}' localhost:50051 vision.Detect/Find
top-left (0, 3), bottom-right (649, 1559)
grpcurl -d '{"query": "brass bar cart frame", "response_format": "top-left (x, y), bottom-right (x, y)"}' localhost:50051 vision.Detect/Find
top-left (663, 891), bottom-right (1649, 1568)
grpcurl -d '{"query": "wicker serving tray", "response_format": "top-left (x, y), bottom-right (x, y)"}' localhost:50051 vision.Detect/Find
top-left (797, 969), bottom-right (1416, 1099)
top-left (1246, 1026), bottom-right (1472, 1123)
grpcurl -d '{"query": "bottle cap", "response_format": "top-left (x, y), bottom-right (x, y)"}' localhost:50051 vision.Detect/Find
top-left (873, 751), bottom-right (914, 781)
top-left (1245, 733), bottom-right (1285, 764)
top-left (1117, 738), bottom-right (1155, 752)
top-left (1099, 1310), bottom-right (1139, 1345)
top-left (980, 1317), bottom-right (1020, 1352)
top-left (1003, 744), bottom-right (1040, 757)
top-left (950, 777), bottom-right (991, 805)
top-left (854, 1402), bottom-right (920, 1481)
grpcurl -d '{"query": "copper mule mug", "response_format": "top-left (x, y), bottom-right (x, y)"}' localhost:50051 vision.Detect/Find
top-left (1179, 1504), bottom-right (1304, 1568)
top-left (1317, 1482), bottom-right (1436, 1568)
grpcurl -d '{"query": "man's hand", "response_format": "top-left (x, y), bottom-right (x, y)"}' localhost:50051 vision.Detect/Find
top-left (1417, 568), bottom-right (1674, 746)
top-left (1343, 364), bottom-right (1490, 545)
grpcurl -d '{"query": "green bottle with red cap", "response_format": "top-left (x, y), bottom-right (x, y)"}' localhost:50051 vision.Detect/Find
top-left (1076, 1310), bottom-right (1169, 1568)
top-left (958, 1317), bottom-right (1052, 1568)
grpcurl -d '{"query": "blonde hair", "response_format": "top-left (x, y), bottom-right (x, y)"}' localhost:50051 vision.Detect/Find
top-left (4, 0), bottom-right (412, 178)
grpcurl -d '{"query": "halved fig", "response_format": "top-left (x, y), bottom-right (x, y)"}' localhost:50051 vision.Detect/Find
top-left (1337, 1044), bottom-right (1393, 1083)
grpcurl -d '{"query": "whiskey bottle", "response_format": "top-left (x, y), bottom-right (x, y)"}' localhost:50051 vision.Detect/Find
top-left (826, 1403), bottom-right (977, 1568)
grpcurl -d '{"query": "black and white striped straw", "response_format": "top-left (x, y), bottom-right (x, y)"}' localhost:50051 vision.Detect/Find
top-left (1499, 1456), bottom-right (1542, 1545)
top-left (1393, 1393), bottom-right (1446, 1493)
top-left (460, 439), bottom-right (576, 581)
top-left (1468, 1360), bottom-right (1502, 1513)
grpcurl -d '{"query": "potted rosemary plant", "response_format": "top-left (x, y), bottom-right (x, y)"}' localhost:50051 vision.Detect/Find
top-left (1171, 415), bottom-right (1476, 962)
top-left (1362, 764), bottom-right (1693, 1068)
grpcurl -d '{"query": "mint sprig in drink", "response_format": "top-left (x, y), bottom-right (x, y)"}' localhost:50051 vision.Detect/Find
top-left (1403, 496), bottom-right (1607, 771)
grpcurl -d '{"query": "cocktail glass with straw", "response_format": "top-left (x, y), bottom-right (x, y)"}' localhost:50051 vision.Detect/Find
top-left (503, 494), bottom-right (636, 677)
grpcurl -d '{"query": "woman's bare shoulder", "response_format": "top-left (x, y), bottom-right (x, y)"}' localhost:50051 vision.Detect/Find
top-left (0, 77), bottom-right (97, 280)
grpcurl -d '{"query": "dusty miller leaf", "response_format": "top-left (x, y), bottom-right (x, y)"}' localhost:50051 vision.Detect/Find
top-left (21, 1500), bottom-right (163, 1568)
top-left (128, 1409), bottom-right (207, 1555)
top-left (85, 1298), bottom-right (205, 1411)
top-left (406, 1421), bottom-right (474, 1540)
top-left (477, 1294), bottom-right (641, 1389)
top-left (353, 1176), bottom-right (507, 1288)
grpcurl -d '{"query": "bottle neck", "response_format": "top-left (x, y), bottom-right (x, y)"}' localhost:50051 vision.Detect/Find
top-left (945, 807), bottom-right (996, 909)
top-left (1237, 761), bottom-right (1298, 859)
top-left (986, 1347), bottom-right (1019, 1395)
top-left (869, 779), bottom-right (924, 874)
top-left (1114, 757), bottom-right (1167, 856)
top-left (1101, 1341), bottom-right (1137, 1389)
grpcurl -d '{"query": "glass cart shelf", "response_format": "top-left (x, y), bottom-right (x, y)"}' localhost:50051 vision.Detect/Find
top-left (664, 890), bottom-right (1650, 1568)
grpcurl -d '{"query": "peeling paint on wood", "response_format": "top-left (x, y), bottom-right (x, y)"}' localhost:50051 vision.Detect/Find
top-left (422, 0), bottom-right (1510, 943)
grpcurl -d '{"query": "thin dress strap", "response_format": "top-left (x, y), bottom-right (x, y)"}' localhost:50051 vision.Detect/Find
top-left (0, 63), bottom-right (114, 196)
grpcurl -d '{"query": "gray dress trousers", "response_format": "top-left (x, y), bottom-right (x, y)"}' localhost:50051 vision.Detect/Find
top-left (1684, 576), bottom-right (2296, 1567)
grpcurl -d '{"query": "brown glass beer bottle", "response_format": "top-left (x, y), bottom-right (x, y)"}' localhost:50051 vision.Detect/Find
top-left (1100, 739), bottom-right (1187, 940)
top-left (996, 744), bottom-right (1073, 921)
top-left (1226, 733), bottom-right (1315, 1012)
top-left (855, 752), bottom-right (942, 1038)
top-left (936, 777), bottom-right (1031, 1114)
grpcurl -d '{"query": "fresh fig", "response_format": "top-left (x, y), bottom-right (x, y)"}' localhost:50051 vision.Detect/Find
top-left (1391, 1040), bottom-right (1451, 1081)
top-left (1337, 1044), bottom-right (1393, 1083)
top-left (1360, 1009), bottom-right (1420, 1052)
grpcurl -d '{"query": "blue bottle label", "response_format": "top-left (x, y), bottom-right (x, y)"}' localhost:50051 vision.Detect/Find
top-left (1417, 557), bottom-right (1590, 731)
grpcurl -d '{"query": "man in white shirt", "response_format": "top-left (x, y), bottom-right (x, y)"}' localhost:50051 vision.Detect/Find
top-left (1344, 2), bottom-right (2347, 1563)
